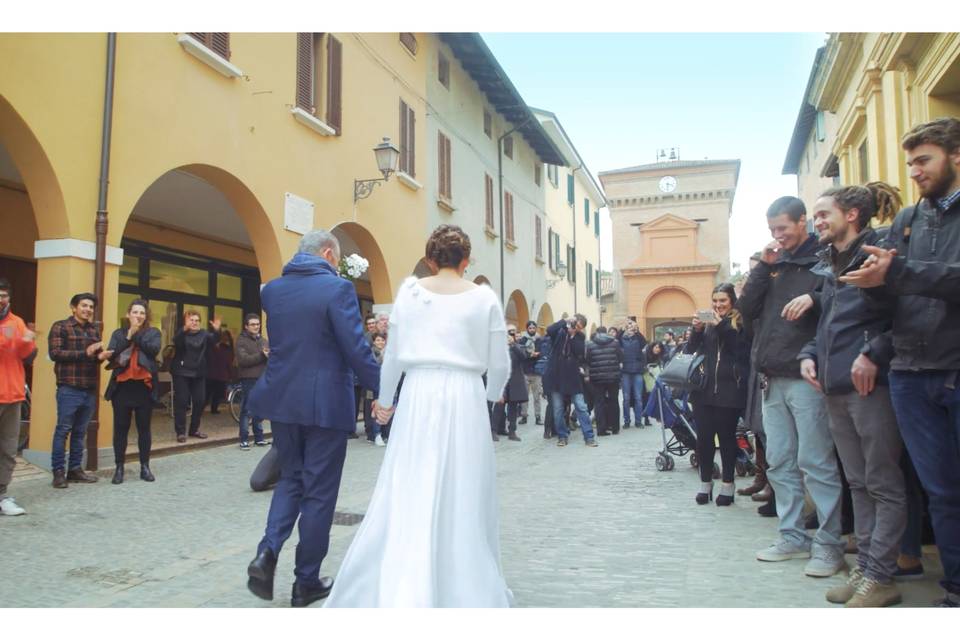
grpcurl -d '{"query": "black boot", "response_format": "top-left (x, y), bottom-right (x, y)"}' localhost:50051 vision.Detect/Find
top-left (140, 465), bottom-right (155, 482)
top-left (112, 465), bottom-right (124, 485)
top-left (247, 548), bottom-right (277, 601)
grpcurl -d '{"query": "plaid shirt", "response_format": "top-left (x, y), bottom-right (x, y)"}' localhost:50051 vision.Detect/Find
top-left (48, 316), bottom-right (101, 390)
top-left (937, 188), bottom-right (960, 212)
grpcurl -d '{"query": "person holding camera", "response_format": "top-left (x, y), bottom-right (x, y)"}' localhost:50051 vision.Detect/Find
top-left (544, 314), bottom-right (596, 447)
top-left (104, 298), bottom-right (162, 484)
top-left (686, 283), bottom-right (751, 506)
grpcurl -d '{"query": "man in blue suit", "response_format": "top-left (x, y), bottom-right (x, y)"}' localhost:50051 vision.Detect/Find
top-left (246, 229), bottom-right (382, 607)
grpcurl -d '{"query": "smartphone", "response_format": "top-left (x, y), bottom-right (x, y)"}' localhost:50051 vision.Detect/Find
top-left (696, 310), bottom-right (715, 323)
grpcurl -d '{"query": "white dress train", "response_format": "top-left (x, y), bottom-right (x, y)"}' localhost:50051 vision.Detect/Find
top-left (324, 278), bottom-right (513, 608)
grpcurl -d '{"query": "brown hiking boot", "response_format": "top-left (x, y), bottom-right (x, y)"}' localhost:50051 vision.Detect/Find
top-left (826, 566), bottom-right (863, 604)
top-left (52, 469), bottom-right (68, 488)
top-left (66, 468), bottom-right (98, 483)
top-left (845, 576), bottom-right (902, 608)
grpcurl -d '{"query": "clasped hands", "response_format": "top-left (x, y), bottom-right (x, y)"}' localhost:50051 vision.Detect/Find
top-left (372, 400), bottom-right (395, 425)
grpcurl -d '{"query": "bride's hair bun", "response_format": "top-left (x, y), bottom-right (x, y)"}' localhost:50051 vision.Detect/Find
top-left (425, 224), bottom-right (472, 269)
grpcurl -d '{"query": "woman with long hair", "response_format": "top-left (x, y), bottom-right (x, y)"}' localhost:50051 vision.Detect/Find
top-left (686, 283), bottom-right (752, 506)
top-left (324, 224), bottom-right (512, 607)
top-left (105, 299), bottom-right (162, 483)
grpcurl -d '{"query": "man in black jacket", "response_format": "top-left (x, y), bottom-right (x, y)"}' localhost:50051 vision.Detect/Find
top-left (797, 185), bottom-right (906, 607)
top-left (840, 117), bottom-right (960, 607)
top-left (738, 196), bottom-right (844, 578)
top-left (545, 314), bottom-right (596, 447)
top-left (585, 327), bottom-right (623, 436)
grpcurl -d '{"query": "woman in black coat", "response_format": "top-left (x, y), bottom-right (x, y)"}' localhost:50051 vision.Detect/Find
top-left (685, 283), bottom-right (752, 506)
top-left (493, 326), bottom-right (529, 441)
top-left (105, 298), bottom-right (162, 484)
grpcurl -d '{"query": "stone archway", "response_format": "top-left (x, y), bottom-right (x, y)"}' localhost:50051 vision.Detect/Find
top-left (644, 286), bottom-right (696, 340)
top-left (331, 221), bottom-right (392, 305)
top-left (504, 289), bottom-right (529, 330)
top-left (535, 302), bottom-right (554, 331)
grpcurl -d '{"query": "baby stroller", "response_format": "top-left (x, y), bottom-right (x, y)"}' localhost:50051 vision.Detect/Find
top-left (643, 377), bottom-right (697, 471)
top-left (735, 417), bottom-right (757, 478)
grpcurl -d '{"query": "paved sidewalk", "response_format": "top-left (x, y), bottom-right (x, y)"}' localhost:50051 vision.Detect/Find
top-left (0, 421), bottom-right (945, 607)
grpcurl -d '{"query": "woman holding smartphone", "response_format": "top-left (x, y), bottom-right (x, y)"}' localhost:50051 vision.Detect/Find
top-left (685, 283), bottom-right (752, 506)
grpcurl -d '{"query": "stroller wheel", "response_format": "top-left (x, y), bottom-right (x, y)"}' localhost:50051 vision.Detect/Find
top-left (665, 455), bottom-right (675, 471)
top-left (655, 454), bottom-right (667, 472)
top-left (689, 452), bottom-right (698, 468)
top-left (736, 461), bottom-right (747, 477)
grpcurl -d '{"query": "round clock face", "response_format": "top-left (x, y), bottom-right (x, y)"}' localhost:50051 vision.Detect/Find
top-left (659, 176), bottom-right (678, 193)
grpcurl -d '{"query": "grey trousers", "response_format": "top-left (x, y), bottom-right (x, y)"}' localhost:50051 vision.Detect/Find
top-left (0, 402), bottom-right (21, 501)
top-left (826, 389), bottom-right (906, 581)
top-left (763, 377), bottom-right (844, 552)
top-left (521, 374), bottom-right (543, 419)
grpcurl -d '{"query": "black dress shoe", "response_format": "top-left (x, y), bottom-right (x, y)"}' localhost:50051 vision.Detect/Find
top-left (291, 578), bottom-right (334, 607)
top-left (112, 466), bottom-right (124, 484)
top-left (247, 548), bottom-right (277, 601)
top-left (140, 465), bottom-right (155, 482)
top-left (66, 467), bottom-right (98, 483)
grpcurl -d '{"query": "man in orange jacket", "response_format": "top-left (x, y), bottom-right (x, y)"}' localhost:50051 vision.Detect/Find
top-left (0, 277), bottom-right (37, 516)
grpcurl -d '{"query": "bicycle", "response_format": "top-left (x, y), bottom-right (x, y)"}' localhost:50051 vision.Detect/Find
top-left (227, 381), bottom-right (243, 424)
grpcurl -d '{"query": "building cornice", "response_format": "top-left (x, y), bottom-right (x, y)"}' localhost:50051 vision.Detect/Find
top-left (812, 33), bottom-right (865, 112)
top-left (621, 263), bottom-right (720, 276)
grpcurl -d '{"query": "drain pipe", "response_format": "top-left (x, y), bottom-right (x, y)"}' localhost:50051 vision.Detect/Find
top-left (570, 163), bottom-right (584, 315)
top-left (87, 32), bottom-right (117, 472)
top-left (497, 114), bottom-right (531, 306)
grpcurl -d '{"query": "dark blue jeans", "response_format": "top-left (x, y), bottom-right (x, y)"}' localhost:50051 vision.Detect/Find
top-left (551, 391), bottom-right (594, 441)
top-left (257, 423), bottom-right (347, 588)
top-left (51, 385), bottom-right (96, 472)
top-left (889, 370), bottom-right (960, 595)
top-left (239, 378), bottom-right (264, 444)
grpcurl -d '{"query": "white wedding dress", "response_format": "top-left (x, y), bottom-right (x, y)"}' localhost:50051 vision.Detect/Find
top-left (324, 277), bottom-right (513, 608)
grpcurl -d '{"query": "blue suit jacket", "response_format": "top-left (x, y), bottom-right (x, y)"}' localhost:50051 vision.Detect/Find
top-left (247, 253), bottom-right (381, 430)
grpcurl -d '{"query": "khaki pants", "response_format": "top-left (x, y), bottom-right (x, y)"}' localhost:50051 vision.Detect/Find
top-left (521, 374), bottom-right (543, 419)
top-left (0, 402), bottom-right (22, 500)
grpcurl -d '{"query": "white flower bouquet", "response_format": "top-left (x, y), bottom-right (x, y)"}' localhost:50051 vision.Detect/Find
top-left (339, 253), bottom-right (370, 280)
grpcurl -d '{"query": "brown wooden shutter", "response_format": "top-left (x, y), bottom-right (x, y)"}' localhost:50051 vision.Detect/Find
top-left (296, 33), bottom-right (314, 111)
top-left (399, 100), bottom-right (408, 174)
top-left (407, 106), bottom-right (416, 178)
top-left (211, 33), bottom-right (231, 60)
top-left (437, 132), bottom-right (446, 198)
top-left (443, 134), bottom-right (451, 198)
top-left (326, 35), bottom-right (342, 134)
top-left (505, 192), bottom-right (514, 242)
top-left (485, 174), bottom-right (494, 228)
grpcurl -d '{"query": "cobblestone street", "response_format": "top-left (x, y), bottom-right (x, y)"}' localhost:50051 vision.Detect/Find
top-left (1, 420), bottom-right (945, 608)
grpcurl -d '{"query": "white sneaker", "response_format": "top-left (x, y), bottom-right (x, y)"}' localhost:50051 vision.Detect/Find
top-left (805, 546), bottom-right (846, 577)
top-left (756, 538), bottom-right (812, 562)
top-left (374, 435), bottom-right (386, 447)
top-left (0, 497), bottom-right (26, 516)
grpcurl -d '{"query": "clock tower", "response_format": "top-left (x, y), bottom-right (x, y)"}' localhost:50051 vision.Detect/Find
top-left (598, 158), bottom-right (740, 338)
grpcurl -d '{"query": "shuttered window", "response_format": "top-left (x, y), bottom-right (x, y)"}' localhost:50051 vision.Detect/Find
top-left (483, 110), bottom-right (492, 138)
top-left (596, 270), bottom-right (602, 299)
top-left (438, 131), bottom-right (452, 200)
top-left (189, 33), bottom-right (231, 60)
top-left (547, 164), bottom-right (558, 187)
top-left (438, 52), bottom-right (450, 89)
top-left (554, 232), bottom-right (561, 273)
top-left (566, 245), bottom-right (575, 283)
top-left (484, 174), bottom-right (495, 229)
top-left (504, 192), bottom-right (515, 243)
top-left (534, 163), bottom-right (541, 187)
top-left (399, 99), bottom-right (416, 177)
top-left (400, 33), bottom-right (418, 55)
top-left (586, 262), bottom-right (594, 296)
top-left (567, 174), bottom-right (574, 205)
top-left (295, 33), bottom-right (342, 134)
top-left (584, 198), bottom-right (590, 225)
top-left (503, 135), bottom-right (513, 160)
top-left (535, 216), bottom-right (543, 260)
top-left (594, 210), bottom-right (600, 238)
top-left (547, 229), bottom-right (554, 269)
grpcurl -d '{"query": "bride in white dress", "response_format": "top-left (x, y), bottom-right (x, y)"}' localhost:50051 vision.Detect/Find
top-left (324, 225), bottom-right (513, 608)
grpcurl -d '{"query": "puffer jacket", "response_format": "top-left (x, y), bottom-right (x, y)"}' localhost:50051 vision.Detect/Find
top-left (737, 234), bottom-right (823, 378)
top-left (685, 315), bottom-right (751, 409)
top-left (798, 228), bottom-right (895, 395)
top-left (585, 333), bottom-right (623, 384)
top-left (619, 333), bottom-right (647, 374)
top-left (863, 196), bottom-right (960, 371)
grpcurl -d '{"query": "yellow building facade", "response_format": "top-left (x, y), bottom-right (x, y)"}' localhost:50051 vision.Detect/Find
top-left (0, 32), bottom-right (594, 469)
top-left (788, 33), bottom-right (960, 203)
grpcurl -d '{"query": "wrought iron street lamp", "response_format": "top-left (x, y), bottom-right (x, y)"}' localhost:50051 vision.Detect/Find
top-left (354, 137), bottom-right (400, 203)
top-left (545, 261), bottom-right (568, 289)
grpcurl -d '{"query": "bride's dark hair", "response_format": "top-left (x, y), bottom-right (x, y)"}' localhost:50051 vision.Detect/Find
top-left (425, 224), bottom-right (472, 269)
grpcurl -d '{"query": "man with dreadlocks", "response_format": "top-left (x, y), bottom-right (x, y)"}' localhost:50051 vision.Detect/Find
top-left (841, 117), bottom-right (960, 608)
top-left (795, 182), bottom-right (907, 607)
